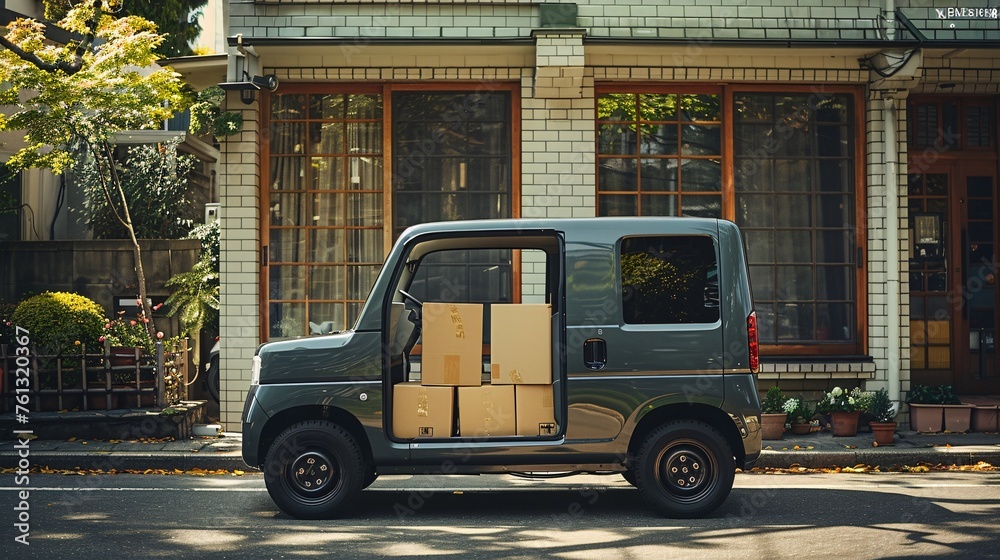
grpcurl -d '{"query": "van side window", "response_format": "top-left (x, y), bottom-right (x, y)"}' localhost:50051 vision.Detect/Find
top-left (620, 235), bottom-right (720, 325)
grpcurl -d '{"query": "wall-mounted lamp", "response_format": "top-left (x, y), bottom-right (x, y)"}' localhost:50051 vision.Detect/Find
top-left (219, 71), bottom-right (279, 105)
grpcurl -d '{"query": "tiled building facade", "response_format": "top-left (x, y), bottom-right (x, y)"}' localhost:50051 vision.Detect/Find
top-left (217, 0), bottom-right (1000, 429)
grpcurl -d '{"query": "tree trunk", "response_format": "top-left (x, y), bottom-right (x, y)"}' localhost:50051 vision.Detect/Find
top-left (97, 140), bottom-right (154, 335)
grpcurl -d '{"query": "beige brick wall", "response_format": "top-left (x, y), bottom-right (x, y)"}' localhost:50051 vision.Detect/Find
top-left (863, 90), bottom-right (910, 412)
top-left (216, 33), bottom-right (1000, 426)
top-left (218, 92), bottom-right (261, 430)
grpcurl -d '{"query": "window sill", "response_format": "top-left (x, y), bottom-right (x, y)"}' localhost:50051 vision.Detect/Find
top-left (757, 357), bottom-right (876, 381)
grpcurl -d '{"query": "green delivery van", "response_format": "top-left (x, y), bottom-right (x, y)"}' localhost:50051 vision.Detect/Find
top-left (242, 217), bottom-right (762, 519)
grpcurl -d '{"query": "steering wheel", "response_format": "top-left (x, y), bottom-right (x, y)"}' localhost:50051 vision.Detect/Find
top-left (398, 289), bottom-right (423, 308)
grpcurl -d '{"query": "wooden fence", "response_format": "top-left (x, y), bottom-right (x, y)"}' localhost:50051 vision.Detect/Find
top-left (0, 340), bottom-right (191, 412)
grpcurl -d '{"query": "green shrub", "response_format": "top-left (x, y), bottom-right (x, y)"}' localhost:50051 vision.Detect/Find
top-left (11, 292), bottom-right (105, 355)
top-left (869, 388), bottom-right (897, 423)
top-left (907, 384), bottom-right (960, 405)
top-left (761, 386), bottom-right (786, 414)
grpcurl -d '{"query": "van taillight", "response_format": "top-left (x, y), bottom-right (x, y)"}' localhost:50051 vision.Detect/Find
top-left (747, 311), bottom-right (760, 374)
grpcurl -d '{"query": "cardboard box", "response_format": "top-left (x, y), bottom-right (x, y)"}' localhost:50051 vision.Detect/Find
top-left (458, 384), bottom-right (516, 437)
top-left (421, 302), bottom-right (484, 386)
top-left (516, 384), bottom-right (557, 436)
top-left (490, 304), bottom-right (552, 385)
top-left (392, 382), bottom-right (454, 438)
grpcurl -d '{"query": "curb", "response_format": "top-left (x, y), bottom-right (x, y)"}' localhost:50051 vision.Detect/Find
top-left (756, 447), bottom-right (1000, 469)
top-left (1, 452), bottom-right (257, 472)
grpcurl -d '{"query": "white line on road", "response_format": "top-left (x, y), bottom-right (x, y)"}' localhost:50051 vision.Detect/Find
top-left (0, 487), bottom-right (266, 492)
top-left (0, 482), bottom-right (994, 493)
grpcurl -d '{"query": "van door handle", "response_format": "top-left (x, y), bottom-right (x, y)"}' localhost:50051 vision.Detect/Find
top-left (583, 338), bottom-right (607, 370)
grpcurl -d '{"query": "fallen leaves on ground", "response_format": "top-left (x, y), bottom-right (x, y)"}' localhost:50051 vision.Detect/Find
top-left (750, 461), bottom-right (999, 474)
top-left (70, 437), bottom-right (177, 445)
top-left (0, 466), bottom-right (249, 476)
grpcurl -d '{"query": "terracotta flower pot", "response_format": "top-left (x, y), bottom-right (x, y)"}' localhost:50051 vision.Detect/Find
top-left (830, 411), bottom-right (860, 437)
top-left (942, 404), bottom-right (974, 433)
top-left (908, 403), bottom-right (944, 433)
top-left (972, 406), bottom-right (1000, 432)
top-left (870, 421), bottom-right (896, 445)
top-left (790, 423), bottom-right (812, 435)
top-left (760, 413), bottom-right (786, 440)
top-left (109, 346), bottom-right (139, 368)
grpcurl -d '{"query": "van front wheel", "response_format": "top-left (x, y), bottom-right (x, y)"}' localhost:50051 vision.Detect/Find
top-left (264, 421), bottom-right (364, 519)
top-left (634, 421), bottom-right (735, 518)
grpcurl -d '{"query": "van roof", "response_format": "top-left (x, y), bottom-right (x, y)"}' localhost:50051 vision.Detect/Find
top-left (398, 216), bottom-right (729, 240)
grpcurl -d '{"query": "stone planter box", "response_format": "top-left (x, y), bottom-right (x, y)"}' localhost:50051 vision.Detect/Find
top-left (971, 405), bottom-right (1000, 432)
top-left (943, 403), bottom-right (975, 433)
top-left (908, 403), bottom-right (944, 433)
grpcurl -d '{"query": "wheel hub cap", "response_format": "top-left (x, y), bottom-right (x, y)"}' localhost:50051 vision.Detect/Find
top-left (291, 451), bottom-right (334, 493)
top-left (661, 447), bottom-right (708, 493)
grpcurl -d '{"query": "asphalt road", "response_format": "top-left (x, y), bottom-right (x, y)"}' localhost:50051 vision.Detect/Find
top-left (2, 472), bottom-right (1000, 559)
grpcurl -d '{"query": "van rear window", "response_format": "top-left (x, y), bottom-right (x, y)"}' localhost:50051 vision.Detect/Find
top-left (619, 235), bottom-right (720, 325)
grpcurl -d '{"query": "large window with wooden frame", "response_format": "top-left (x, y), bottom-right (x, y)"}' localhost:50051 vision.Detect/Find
top-left (391, 90), bottom-right (514, 308)
top-left (734, 92), bottom-right (858, 348)
top-left (909, 97), bottom-right (995, 152)
top-left (263, 85), bottom-right (516, 340)
top-left (267, 91), bottom-right (385, 338)
top-left (597, 89), bottom-right (722, 218)
top-left (596, 86), bottom-right (864, 353)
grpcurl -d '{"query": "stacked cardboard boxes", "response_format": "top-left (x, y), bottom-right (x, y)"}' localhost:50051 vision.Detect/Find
top-left (392, 301), bottom-right (557, 439)
top-left (420, 302), bottom-right (484, 387)
top-left (393, 302), bottom-right (483, 438)
top-left (392, 382), bottom-right (454, 439)
top-left (458, 384), bottom-right (516, 437)
top-left (491, 304), bottom-right (558, 436)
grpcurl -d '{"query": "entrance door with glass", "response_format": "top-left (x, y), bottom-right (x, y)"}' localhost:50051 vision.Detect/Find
top-left (909, 161), bottom-right (999, 394)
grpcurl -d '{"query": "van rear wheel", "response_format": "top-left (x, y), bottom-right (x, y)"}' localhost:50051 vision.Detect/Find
top-left (634, 421), bottom-right (735, 518)
top-left (264, 421), bottom-right (364, 519)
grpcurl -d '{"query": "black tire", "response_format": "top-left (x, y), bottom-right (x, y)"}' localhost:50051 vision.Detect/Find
top-left (263, 421), bottom-right (365, 519)
top-left (206, 356), bottom-right (220, 403)
top-left (362, 468), bottom-right (378, 489)
top-left (621, 467), bottom-right (637, 487)
top-left (634, 420), bottom-right (735, 518)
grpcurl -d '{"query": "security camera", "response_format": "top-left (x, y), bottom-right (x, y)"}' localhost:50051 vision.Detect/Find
top-left (251, 74), bottom-right (279, 92)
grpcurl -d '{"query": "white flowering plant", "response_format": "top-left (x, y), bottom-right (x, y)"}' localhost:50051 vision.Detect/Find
top-left (782, 397), bottom-right (814, 424)
top-left (816, 386), bottom-right (862, 413)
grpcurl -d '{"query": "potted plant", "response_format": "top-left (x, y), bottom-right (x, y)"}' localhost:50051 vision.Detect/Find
top-left (784, 397), bottom-right (814, 435)
top-left (907, 384), bottom-right (944, 433)
top-left (760, 386), bottom-right (787, 440)
top-left (907, 385), bottom-right (973, 433)
top-left (851, 388), bottom-right (875, 432)
top-left (868, 388), bottom-right (898, 445)
top-left (100, 310), bottom-right (164, 408)
top-left (817, 386), bottom-right (862, 436)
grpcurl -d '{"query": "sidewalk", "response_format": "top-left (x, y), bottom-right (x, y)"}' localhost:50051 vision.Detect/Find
top-left (2, 429), bottom-right (1000, 473)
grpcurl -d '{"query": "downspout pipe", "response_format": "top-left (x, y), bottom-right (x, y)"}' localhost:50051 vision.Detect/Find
top-left (884, 95), bottom-right (901, 403)
top-left (884, 0), bottom-right (896, 41)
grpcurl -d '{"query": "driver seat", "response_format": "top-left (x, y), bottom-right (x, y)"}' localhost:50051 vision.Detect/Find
top-left (388, 301), bottom-right (421, 385)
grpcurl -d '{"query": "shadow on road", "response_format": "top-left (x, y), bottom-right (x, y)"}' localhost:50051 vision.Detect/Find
top-left (28, 482), bottom-right (1000, 558)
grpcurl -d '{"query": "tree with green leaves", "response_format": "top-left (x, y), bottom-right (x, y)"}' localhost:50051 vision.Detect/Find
top-left (0, 1), bottom-right (187, 334)
top-left (75, 138), bottom-right (199, 239)
top-left (42, 0), bottom-right (208, 58)
top-left (165, 220), bottom-right (219, 365)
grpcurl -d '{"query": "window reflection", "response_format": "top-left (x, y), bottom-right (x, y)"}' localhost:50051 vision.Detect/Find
top-left (597, 91), bottom-right (722, 217)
